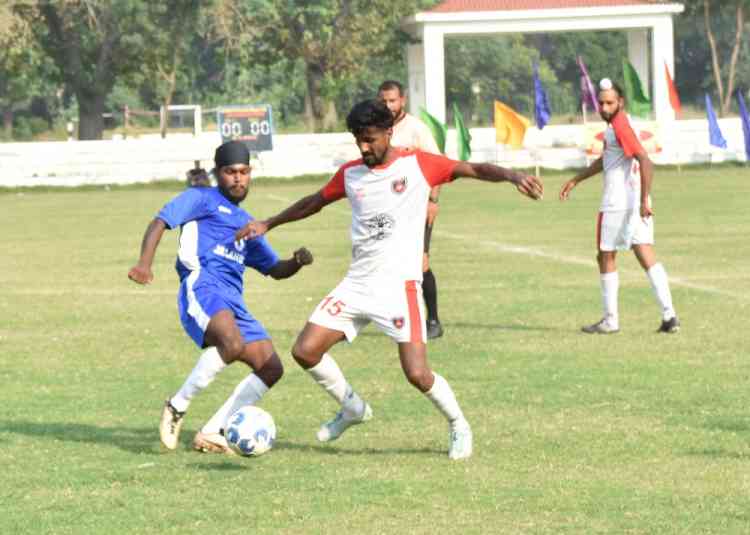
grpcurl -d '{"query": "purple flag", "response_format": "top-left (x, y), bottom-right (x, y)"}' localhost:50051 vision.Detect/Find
top-left (533, 62), bottom-right (551, 130)
top-left (737, 90), bottom-right (750, 161)
top-left (705, 93), bottom-right (727, 149)
top-left (577, 56), bottom-right (599, 113)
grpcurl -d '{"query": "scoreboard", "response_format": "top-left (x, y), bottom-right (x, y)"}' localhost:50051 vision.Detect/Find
top-left (217, 104), bottom-right (273, 152)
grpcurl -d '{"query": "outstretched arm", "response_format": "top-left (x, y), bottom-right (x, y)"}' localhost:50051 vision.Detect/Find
top-left (559, 157), bottom-right (603, 201)
top-left (452, 161), bottom-right (544, 200)
top-left (235, 191), bottom-right (332, 241)
top-left (268, 247), bottom-right (314, 280)
top-left (128, 218), bottom-right (167, 284)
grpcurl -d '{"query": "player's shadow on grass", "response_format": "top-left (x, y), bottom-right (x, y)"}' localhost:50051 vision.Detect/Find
top-left (448, 321), bottom-right (553, 332)
top-left (190, 441), bottom-right (440, 472)
top-left (0, 420), bottom-right (163, 455)
top-left (679, 417), bottom-right (750, 459)
top-left (272, 439), bottom-right (439, 457)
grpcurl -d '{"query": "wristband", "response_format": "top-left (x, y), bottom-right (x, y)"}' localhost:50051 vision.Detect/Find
top-left (429, 197), bottom-right (439, 204)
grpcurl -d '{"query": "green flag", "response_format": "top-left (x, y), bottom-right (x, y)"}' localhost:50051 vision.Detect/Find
top-left (622, 59), bottom-right (652, 118)
top-left (418, 107), bottom-right (447, 154)
top-left (452, 102), bottom-right (472, 161)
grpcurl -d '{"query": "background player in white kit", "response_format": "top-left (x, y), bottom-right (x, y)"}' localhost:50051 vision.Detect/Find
top-left (559, 79), bottom-right (680, 334)
top-left (236, 99), bottom-right (543, 460)
top-left (378, 80), bottom-right (445, 340)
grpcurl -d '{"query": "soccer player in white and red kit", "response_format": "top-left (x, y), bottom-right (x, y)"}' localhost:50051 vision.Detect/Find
top-left (236, 99), bottom-right (543, 460)
top-left (560, 79), bottom-right (680, 334)
top-left (378, 80), bottom-right (445, 340)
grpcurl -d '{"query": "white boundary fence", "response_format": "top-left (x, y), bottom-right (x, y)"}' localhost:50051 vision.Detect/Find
top-left (0, 119), bottom-right (746, 187)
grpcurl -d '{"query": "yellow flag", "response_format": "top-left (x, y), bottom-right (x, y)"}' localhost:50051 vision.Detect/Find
top-left (494, 100), bottom-right (530, 149)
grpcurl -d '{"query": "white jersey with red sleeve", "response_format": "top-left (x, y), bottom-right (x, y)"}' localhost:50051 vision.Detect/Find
top-left (390, 113), bottom-right (440, 155)
top-left (321, 148), bottom-right (457, 281)
top-left (601, 112), bottom-right (649, 212)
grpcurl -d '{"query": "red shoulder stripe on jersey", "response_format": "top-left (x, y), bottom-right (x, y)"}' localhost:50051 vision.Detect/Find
top-left (611, 112), bottom-right (644, 158)
top-left (321, 159), bottom-right (363, 201)
top-left (414, 150), bottom-right (459, 187)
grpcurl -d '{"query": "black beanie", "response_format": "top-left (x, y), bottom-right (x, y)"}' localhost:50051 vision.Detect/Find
top-left (214, 141), bottom-right (250, 169)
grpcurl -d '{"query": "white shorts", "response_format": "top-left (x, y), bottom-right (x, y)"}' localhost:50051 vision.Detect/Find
top-left (308, 277), bottom-right (426, 343)
top-left (597, 210), bottom-right (654, 252)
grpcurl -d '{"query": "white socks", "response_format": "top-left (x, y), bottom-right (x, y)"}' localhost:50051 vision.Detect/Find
top-left (201, 374), bottom-right (269, 435)
top-left (425, 373), bottom-right (466, 427)
top-left (307, 353), bottom-right (365, 417)
top-left (170, 347), bottom-right (226, 413)
top-left (647, 263), bottom-right (676, 320)
top-left (600, 271), bottom-right (619, 327)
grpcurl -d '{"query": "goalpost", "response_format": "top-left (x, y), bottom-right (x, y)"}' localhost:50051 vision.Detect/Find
top-left (159, 104), bottom-right (203, 136)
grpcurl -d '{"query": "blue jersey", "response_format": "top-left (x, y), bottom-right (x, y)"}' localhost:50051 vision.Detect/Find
top-left (157, 187), bottom-right (279, 294)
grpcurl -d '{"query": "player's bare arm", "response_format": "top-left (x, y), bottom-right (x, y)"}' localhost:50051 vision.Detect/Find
top-left (128, 218), bottom-right (167, 284)
top-left (236, 191), bottom-right (333, 241)
top-left (559, 157), bottom-right (604, 201)
top-left (634, 150), bottom-right (654, 218)
top-left (267, 247), bottom-right (314, 279)
top-left (426, 185), bottom-right (441, 225)
top-left (453, 161), bottom-right (544, 200)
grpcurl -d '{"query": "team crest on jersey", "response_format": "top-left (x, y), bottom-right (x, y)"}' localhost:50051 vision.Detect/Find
top-left (233, 238), bottom-right (246, 252)
top-left (391, 176), bottom-right (408, 194)
top-left (392, 317), bottom-right (405, 329)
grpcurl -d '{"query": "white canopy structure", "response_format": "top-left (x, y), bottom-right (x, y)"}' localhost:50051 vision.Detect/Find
top-left (402, 0), bottom-right (685, 123)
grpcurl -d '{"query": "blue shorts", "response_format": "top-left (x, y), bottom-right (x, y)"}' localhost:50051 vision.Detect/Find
top-left (178, 271), bottom-right (269, 348)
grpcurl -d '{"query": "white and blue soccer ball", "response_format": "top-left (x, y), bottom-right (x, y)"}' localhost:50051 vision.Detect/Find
top-left (224, 405), bottom-right (276, 457)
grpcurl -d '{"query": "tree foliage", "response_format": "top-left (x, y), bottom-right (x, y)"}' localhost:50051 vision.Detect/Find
top-left (229, 0), bottom-right (436, 131)
top-left (0, 3), bottom-right (53, 138)
top-left (682, 0), bottom-right (749, 115)
top-left (3, 1), bottom-right (750, 141)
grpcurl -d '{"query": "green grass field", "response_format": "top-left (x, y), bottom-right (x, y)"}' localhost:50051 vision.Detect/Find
top-left (1, 165), bottom-right (749, 534)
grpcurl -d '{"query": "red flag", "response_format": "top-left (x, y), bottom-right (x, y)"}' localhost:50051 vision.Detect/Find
top-left (664, 62), bottom-right (681, 118)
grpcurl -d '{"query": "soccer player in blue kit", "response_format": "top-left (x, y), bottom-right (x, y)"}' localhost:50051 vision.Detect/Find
top-left (128, 141), bottom-right (313, 454)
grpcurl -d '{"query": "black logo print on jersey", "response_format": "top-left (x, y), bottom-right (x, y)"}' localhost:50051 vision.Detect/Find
top-left (363, 213), bottom-right (395, 241)
top-left (391, 177), bottom-right (407, 194)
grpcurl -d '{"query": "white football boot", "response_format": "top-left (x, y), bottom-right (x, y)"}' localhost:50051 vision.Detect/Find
top-left (159, 400), bottom-right (185, 450)
top-left (316, 403), bottom-right (373, 442)
top-left (581, 318), bottom-right (619, 334)
top-left (448, 419), bottom-right (473, 460)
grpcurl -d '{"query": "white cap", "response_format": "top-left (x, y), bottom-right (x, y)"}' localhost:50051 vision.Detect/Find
top-left (599, 78), bottom-right (613, 90)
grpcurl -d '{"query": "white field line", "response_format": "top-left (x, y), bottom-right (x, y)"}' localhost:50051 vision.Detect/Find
top-left (264, 192), bottom-right (747, 301)
top-left (438, 231), bottom-right (745, 300)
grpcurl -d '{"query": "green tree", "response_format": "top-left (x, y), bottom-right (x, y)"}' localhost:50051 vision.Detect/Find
top-left (446, 35), bottom-right (568, 125)
top-left (683, 0), bottom-right (749, 115)
top-left (235, 0), bottom-right (435, 132)
top-left (0, 3), bottom-right (51, 139)
top-left (140, 1), bottom-right (204, 138)
top-left (28, 0), bottom-right (210, 139)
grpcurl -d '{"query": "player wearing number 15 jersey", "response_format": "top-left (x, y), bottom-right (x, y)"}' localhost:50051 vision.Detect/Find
top-left (236, 99), bottom-right (543, 460)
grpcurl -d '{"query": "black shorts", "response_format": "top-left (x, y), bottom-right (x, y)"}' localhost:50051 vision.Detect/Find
top-left (424, 222), bottom-right (433, 254)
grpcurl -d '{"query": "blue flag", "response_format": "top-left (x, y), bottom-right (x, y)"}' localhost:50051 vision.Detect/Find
top-left (705, 93), bottom-right (727, 149)
top-left (533, 62), bottom-right (551, 130)
top-left (736, 90), bottom-right (750, 161)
